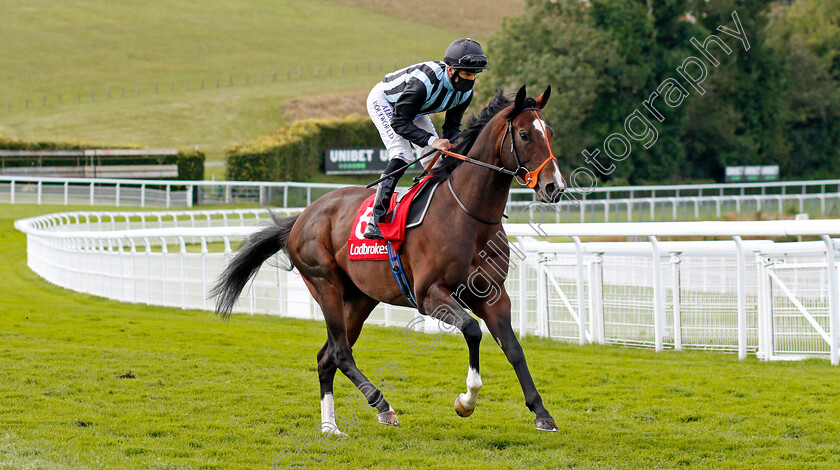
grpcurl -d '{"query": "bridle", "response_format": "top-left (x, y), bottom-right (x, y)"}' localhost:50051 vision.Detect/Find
top-left (501, 107), bottom-right (558, 188)
top-left (434, 107), bottom-right (557, 183)
top-left (440, 106), bottom-right (559, 224)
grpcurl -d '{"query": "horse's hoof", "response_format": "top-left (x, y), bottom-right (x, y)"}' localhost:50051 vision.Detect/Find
top-left (535, 417), bottom-right (558, 432)
top-left (454, 395), bottom-right (474, 418)
top-left (318, 423), bottom-right (347, 437)
top-left (376, 410), bottom-right (400, 426)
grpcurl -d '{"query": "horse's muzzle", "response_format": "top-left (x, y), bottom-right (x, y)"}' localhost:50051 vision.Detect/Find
top-left (543, 182), bottom-right (565, 203)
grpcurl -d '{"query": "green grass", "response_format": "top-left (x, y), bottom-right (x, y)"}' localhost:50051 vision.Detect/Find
top-left (0, 0), bottom-right (464, 163)
top-left (1, 0), bottom-right (488, 96)
top-left (3, 203), bottom-right (840, 468)
top-left (1, 74), bottom-right (379, 163)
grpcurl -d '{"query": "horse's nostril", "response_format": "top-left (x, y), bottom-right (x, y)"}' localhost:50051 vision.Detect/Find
top-left (545, 183), bottom-right (564, 203)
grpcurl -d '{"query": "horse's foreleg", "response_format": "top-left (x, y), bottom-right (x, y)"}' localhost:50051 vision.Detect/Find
top-left (419, 284), bottom-right (483, 417)
top-left (476, 293), bottom-right (558, 432)
top-left (455, 365), bottom-right (483, 418)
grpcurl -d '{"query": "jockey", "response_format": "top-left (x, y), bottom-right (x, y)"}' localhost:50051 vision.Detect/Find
top-left (363, 38), bottom-right (489, 240)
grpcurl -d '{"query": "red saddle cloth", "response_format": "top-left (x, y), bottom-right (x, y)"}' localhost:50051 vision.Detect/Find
top-left (348, 175), bottom-right (433, 260)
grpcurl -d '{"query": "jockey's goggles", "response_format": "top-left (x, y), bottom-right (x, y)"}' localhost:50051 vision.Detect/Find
top-left (454, 54), bottom-right (488, 71)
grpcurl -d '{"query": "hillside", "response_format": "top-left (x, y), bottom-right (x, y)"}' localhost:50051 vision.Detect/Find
top-left (0, 0), bottom-right (524, 170)
top-left (331, 0), bottom-right (525, 40)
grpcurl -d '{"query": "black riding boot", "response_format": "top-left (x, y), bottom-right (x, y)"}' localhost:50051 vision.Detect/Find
top-left (364, 160), bottom-right (407, 240)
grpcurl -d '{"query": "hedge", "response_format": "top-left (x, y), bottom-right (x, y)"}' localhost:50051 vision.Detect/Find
top-left (226, 116), bottom-right (382, 182)
top-left (0, 135), bottom-right (116, 153)
top-left (169, 150), bottom-right (205, 181)
top-left (0, 135), bottom-right (204, 181)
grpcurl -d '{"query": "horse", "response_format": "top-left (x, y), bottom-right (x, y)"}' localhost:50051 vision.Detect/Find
top-left (211, 85), bottom-right (566, 434)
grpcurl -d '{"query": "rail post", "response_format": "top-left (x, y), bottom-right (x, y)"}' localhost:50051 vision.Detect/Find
top-left (160, 237), bottom-right (168, 307)
top-left (179, 236), bottom-right (187, 309)
top-left (650, 236), bottom-right (665, 351)
top-left (822, 235), bottom-right (839, 365)
top-left (756, 253), bottom-right (771, 361)
top-left (129, 239), bottom-right (137, 303)
top-left (116, 239), bottom-right (125, 301)
top-left (537, 258), bottom-right (548, 337)
top-left (201, 237), bottom-right (209, 311)
top-left (671, 253), bottom-right (682, 351)
top-left (588, 254), bottom-right (604, 344)
top-left (572, 236), bottom-right (586, 345)
top-left (733, 236), bottom-right (748, 360)
top-left (143, 238), bottom-right (152, 304)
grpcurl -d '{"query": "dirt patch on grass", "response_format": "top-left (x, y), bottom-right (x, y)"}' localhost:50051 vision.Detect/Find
top-left (280, 90), bottom-right (369, 121)
top-left (329, 0), bottom-right (525, 40)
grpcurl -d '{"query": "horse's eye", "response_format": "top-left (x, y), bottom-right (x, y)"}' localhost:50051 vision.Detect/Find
top-left (519, 130), bottom-right (529, 141)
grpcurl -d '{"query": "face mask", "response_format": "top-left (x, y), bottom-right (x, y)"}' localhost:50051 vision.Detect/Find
top-left (451, 74), bottom-right (474, 92)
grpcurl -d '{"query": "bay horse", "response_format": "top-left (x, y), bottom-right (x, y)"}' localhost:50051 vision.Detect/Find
top-left (212, 85), bottom-right (566, 433)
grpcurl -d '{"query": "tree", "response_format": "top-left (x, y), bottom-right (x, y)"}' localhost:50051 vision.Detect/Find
top-left (765, 0), bottom-right (840, 179)
top-left (480, 1), bottom-right (625, 179)
top-left (482, 0), bottom-right (840, 183)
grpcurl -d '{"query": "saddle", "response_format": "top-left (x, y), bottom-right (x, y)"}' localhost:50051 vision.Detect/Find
top-left (348, 175), bottom-right (440, 261)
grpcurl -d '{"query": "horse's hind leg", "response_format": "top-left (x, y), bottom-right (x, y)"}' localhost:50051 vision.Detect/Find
top-left (316, 291), bottom-right (384, 434)
top-left (343, 292), bottom-right (397, 425)
top-left (305, 277), bottom-right (397, 434)
top-left (316, 341), bottom-right (342, 435)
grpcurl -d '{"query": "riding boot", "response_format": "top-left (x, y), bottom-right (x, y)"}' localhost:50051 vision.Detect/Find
top-left (364, 160), bottom-right (407, 240)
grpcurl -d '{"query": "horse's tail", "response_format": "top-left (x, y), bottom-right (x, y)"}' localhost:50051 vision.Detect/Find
top-left (210, 210), bottom-right (300, 319)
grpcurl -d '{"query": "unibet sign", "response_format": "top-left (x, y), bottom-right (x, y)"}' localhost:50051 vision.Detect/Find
top-left (725, 165), bottom-right (779, 183)
top-left (325, 148), bottom-right (424, 174)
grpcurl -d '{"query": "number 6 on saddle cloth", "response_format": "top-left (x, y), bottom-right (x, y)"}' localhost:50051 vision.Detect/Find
top-left (348, 175), bottom-right (440, 307)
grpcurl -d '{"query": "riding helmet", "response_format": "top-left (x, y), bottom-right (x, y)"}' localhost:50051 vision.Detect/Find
top-left (443, 38), bottom-right (489, 72)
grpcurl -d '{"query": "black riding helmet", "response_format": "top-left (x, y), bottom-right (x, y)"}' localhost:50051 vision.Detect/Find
top-left (443, 38), bottom-right (489, 73)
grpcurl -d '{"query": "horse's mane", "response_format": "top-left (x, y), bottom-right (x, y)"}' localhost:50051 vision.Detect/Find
top-left (429, 91), bottom-right (538, 184)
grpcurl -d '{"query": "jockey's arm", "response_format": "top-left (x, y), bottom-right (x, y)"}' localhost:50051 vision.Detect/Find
top-left (391, 79), bottom-right (437, 148)
top-left (441, 92), bottom-right (472, 142)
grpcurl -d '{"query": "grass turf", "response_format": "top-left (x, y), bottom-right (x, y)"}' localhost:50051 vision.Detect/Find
top-left (2, 203), bottom-right (840, 469)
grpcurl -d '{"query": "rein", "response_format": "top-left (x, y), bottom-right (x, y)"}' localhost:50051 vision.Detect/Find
top-left (433, 148), bottom-right (517, 176)
top-left (446, 178), bottom-right (502, 225)
top-left (435, 106), bottom-right (558, 224)
top-left (437, 107), bottom-right (557, 188)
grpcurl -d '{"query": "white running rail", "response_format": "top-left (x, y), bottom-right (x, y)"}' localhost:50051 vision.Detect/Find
top-left (14, 211), bottom-right (840, 364)
top-left (3, 175), bottom-right (840, 222)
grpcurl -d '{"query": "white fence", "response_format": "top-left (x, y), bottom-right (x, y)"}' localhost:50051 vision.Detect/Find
top-left (4, 175), bottom-right (840, 222)
top-left (14, 210), bottom-right (840, 364)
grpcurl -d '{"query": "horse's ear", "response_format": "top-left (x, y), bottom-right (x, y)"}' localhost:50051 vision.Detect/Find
top-left (514, 85), bottom-right (527, 111)
top-left (536, 85), bottom-right (551, 109)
